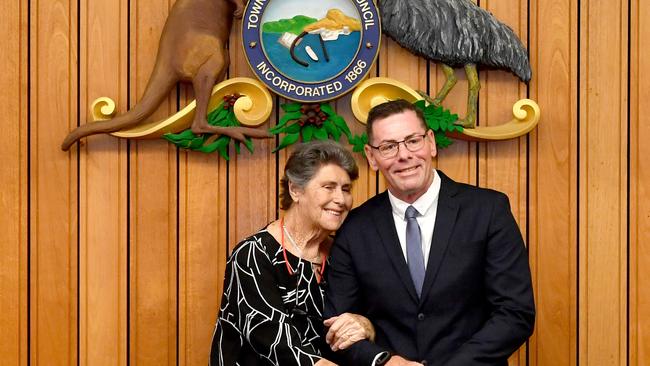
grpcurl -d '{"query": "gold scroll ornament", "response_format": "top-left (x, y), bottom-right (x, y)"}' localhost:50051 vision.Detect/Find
top-left (350, 77), bottom-right (540, 141)
top-left (90, 77), bottom-right (273, 139)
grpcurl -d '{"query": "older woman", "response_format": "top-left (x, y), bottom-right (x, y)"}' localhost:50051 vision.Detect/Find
top-left (210, 141), bottom-right (372, 366)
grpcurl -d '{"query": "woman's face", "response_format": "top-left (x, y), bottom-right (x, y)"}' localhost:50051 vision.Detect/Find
top-left (291, 163), bottom-right (353, 232)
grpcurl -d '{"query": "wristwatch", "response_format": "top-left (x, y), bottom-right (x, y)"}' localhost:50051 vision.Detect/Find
top-left (375, 351), bottom-right (392, 366)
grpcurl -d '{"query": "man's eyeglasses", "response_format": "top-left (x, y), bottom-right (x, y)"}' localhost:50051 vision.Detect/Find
top-left (368, 134), bottom-right (428, 158)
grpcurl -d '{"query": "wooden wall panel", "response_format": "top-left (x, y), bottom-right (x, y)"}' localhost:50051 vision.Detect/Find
top-left (178, 153), bottom-right (227, 365)
top-left (630, 0), bottom-right (649, 364)
top-left (129, 1), bottom-right (178, 364)
top-left (478, 2), bottom-right (530, 364)
top-left (378, 37), bottom-right (427, 90)
top-left (528, 0), bottom-right (578, 365)
top-left (336, 93), bottom-right (378, 205)
top-left (0, 1), bottom-right (28, 365)
top-left (4, 0), bottom-right (650, 365)
top-left (31, 0), bottom-right (79, 364)
top-left (579, 0), bottom-right (628, 364)
top-left (227, 18), bottom-right (277, 243)
top-left (480, 0), bottom-right (528, 204)
top-left (78, 0), bottom-right (128, 365)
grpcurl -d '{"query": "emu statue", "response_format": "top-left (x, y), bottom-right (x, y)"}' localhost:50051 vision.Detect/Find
top-left (378, 0), bottom-right (531, 128)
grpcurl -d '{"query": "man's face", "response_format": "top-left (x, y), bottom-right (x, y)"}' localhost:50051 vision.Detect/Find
top-left (364, 110), bottom-right (437, 203)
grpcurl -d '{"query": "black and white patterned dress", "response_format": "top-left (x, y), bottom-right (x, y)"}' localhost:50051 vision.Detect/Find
top-left (210, 229), bottom-right (332, 366)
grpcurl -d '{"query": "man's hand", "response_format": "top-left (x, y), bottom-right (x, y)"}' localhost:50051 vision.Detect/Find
top-left (323, 313), bottom-right (376, 351)
top-left (385, 355), bottom-right (423, 366)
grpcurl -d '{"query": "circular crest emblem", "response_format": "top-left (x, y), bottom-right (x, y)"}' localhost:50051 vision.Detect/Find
top-left (242, 0), bottom-right (381, 103)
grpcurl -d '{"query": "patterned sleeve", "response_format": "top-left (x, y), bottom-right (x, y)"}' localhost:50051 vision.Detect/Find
top-left (215, 236), bottom-right (323, 365)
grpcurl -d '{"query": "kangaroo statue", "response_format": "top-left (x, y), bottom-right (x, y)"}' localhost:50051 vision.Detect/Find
top-left (61, 0), bottom-right (269, 151)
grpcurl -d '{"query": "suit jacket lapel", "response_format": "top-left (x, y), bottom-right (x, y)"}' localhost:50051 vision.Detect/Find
top-left (420, 171), bottom-right (459, 303)
top-left (370, 193), bottom-right (419, 302)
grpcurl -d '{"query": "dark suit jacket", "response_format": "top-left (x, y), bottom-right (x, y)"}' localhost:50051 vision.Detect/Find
top-left (324, 171), bottom-right (535, 366)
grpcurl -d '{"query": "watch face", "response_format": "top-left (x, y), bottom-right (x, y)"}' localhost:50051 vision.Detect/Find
top-left (376, 351), bottom-right (391, 365)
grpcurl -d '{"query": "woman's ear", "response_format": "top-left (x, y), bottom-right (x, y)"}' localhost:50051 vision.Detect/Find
top-left (288, 181), bottom-right (302, 203)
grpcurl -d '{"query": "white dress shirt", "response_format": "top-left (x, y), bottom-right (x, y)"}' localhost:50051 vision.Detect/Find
top-left (371, 171), bottom-right (441, 365)
top-left (387, 170), bottom-right (441, 268)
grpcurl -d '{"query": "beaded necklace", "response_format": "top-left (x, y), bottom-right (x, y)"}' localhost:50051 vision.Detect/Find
top-left (280, 218), bottom-right (327, 284)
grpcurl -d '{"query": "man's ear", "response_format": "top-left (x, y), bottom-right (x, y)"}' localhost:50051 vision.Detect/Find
top-left (364, 145), bottom-right (379, 171)
top-left (427, 129), bottom-right (437, 158)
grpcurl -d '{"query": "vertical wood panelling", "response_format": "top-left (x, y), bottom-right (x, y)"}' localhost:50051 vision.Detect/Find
top-left (480, 0), bottom-right (528, 205)
top-left (0, 1), bottom-right (28, 365)
top-left (579, 0), bottom-right (628, 364)
top-left (378, 37), bottom-right (427, 89)
top-left (178, 154), bottom-right (227, 365)
top-left (335, 93), bottom-right (377, 206)
top-left (129, 1), bottom-right (178, 364)
top-left (630, 1), bottom-right (649, 364)
top-left (129, 145), bottom-right (178, 366)
top-left (479, 1), bottom-right (529, 364)
top-left (5, 0), bottom-right (650, 365)
top-left (342, 51), bottom-right (379, 204)
top-left (227, 19), bottom-right (277, 242)
top-left (176, 78), bottom-right (225, 366)
top-left (30, 0), bottom-right (79, 364)
top-left (78, 0), bottom-right (128, 364)
top-left (528, 0), bottom-right (578, 365)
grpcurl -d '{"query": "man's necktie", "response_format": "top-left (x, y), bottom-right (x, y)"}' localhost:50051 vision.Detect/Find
top-left (406, 205), bottom-right (425, 297)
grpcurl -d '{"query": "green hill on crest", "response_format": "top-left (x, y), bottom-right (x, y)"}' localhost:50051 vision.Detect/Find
top-left (262, 15), bottom-right (318, 35)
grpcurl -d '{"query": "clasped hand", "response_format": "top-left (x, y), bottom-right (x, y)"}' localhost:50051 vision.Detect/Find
top-left (322, 314), bottom-right (423, 365)
top-left (323, 313), bottom-right (376, 351)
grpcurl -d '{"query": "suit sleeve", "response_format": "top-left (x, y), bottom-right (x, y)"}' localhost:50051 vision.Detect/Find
top-left (442, 193), bottom-right (535, 365)
top-left (211, 240), bottom-right (323, 365)
top-left (324, 225), bottom-right (388, 365)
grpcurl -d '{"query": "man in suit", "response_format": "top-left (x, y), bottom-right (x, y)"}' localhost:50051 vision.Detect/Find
top-left (323, 100), bottom-right (535, 365)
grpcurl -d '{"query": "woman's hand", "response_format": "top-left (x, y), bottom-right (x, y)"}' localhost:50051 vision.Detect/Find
top-left (323, 313), bottom-right (376, 351)
top-left (314, 359), bottom-right (338, 366)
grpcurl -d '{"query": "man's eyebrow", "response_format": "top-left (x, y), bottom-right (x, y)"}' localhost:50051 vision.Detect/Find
top-left (378, 133), bottom-right (422, 144)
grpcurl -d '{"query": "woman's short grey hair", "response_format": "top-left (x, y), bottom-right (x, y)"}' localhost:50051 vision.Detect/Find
top-left (279, 140), bottom-right (359, 210)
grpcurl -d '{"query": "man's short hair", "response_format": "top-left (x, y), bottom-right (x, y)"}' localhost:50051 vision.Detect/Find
top-left (366, 99), bottom-right (427, 142)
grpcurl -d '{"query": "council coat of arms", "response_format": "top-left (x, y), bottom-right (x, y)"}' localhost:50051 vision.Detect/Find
top-left (60, 0), bottom-right (540, 157)
top-left (242, 0), bottom-right (381, 102)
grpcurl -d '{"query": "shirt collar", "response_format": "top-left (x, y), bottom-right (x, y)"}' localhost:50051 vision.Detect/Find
top-left (388, 170), bottom-right (441, 220)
